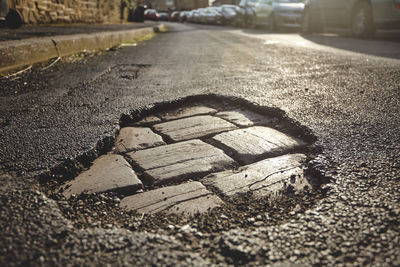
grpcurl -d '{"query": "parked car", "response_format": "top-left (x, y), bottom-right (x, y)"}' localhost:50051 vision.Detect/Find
top-left (272, 0), bottom-right (304, 29)
top-left (170, 11), bottom-right (180, 22)
top-left (144, 9), bottom-right (158, 21)
top-left (219, 5), bottom-right (245, 26)
top-left (179, 11), bottom-right (190, 22)
top-left (187, 10), bottom-right (196, 22)
top-left (158, 12), bottom-right (169, 21)
top-left (203, 7), bottom-right (223, 24)
top-left (194, 8), bottom-right (206, 23)
top-left (301, 0), bottom-right (400, 37)
top-left (239, 0), bottom-right (275, 29)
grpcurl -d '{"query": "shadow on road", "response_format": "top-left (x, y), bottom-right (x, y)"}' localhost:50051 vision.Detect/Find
top-left (300, 31), bottom-right (400, 60)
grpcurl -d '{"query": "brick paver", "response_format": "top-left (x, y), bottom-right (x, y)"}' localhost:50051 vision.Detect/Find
top-left (114, 127), bottom-right (165, 153)
top-left (153, 115), bottom-right (237, 142)
top-left (62, 154), bottom-right (143, 198)
top-left (133, 115), bottom-right (161, 125)
top-left (126, 139), bottom-right (237, 185)
top-left (202, 154), bottom-right (310, 198)
top-left (211, 126), bottom-right (305, 164)
top-left (215, 109), bottom-right (276, 127)
top-left (120, 182), bottom-right (222, 214)
top-left (157, 106), bottom-right (217, 120)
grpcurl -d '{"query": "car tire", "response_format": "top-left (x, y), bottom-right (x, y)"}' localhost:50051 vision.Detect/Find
top-left (301, 8), bottom-right (321, 34)
top-left (6, 9), bottom-right (23, 29)
top-left (351, 1), bottom-right (375, 38)
top-left (267, 14), bottom-right (276, 32)
top-left (247, 15), bottom-right (256, 28)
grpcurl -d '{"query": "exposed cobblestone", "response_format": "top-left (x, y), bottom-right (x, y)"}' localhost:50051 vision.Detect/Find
top-left (114, 127), bottom-right (165, 153)
top-left (211, 126), bottom-right (306, 164)
top-left (62, 154), bottom-right (143, 199)
top-left (215, 109), bottom-right (276, 127)
top-left (157, 106), bottom-right (217, 120)
top-left (120, 181), bottom-right (222, 215)
top-left (153, 115), bottom-right (238, 142)
top-left (202, 154), bottom-right (310, 198)
top-left (126, 139), bottom-right (237, 185)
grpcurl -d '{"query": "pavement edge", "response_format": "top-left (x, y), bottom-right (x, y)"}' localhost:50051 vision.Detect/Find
top-left (0, 24), bottom-right (167, 74)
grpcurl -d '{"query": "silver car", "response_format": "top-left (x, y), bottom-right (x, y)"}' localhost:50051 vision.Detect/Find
top-left (302, 0), bottom-right (400, 37)
top-left (272, 0), bottom-right (305, 29)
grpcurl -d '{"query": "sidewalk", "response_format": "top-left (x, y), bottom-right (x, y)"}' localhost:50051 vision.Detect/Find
top-left (0, 22), bottom-right (166, 74)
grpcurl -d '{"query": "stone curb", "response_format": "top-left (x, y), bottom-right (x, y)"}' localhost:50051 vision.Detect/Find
top-left (0, 24), bottom-right (166, 74)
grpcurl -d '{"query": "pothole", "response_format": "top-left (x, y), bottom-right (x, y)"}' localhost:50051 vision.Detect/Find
top-left (40, 95), bottom-right (328, 230)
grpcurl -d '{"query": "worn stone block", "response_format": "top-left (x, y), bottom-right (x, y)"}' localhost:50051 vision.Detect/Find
top-left (153, 115), bottom-right (237, 142)
top-left (202, 154), bottom-right (310, 198)
top-left (127, 139), bottom-right (237, 185)
top-left (157, 106), bottom-right (217, 120)
top-left (211, 126), bottom-right (305, 164)
top-left (215, 109), bottom-right (276, 127)
top-left (134, 115), bottom-right (161, 125)
top-left (115, 127), bottom-right (165, 153)
top-left (120, 182), bottom-right (222, 215)
top-left (62, 154), bottom-right (143, 198)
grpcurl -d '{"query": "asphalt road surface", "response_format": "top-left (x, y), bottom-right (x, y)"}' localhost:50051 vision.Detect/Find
top-left (1, 22), bottom-right (399, 266)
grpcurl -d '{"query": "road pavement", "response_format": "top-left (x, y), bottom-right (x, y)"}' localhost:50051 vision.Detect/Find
top-left (1, 22), bottom-right (399, 266)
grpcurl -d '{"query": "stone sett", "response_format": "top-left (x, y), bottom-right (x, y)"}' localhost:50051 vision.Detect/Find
top-left (126, 139), bottom-right (237, 185)
top-left (215, 109), bottom-right (276, 127)
top-left (211, 126), bottom-right (306, 164)
top-left (62, 153), bottom-right (143, 199)
top-left (133, 115), bottom-right (161, 125)
top-left (114, 127), bottom-right (165, 153)
top-left (153, 115), bottom-right (238, 142)
top-left (120, 181), bottom-right (223, 215)
top-left (157, 106), bottom-right (217, 120)
top-left (202, 154), bottom-right (310, 198)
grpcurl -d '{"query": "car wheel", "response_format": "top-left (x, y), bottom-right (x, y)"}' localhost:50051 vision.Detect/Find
top-left (6, 9), bottom-right (23, 29)
top-left (301, 8), bottom-right (321, 34)
top-left (250, 16), bottom-right (256, 28)
top-left (351, 1), bottom-right (375, 38)
top-left (266, 14), bottom-right (276, 31)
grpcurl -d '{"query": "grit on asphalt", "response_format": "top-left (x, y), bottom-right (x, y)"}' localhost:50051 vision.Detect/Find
top-left (0, 23), bottom-right (399, 266)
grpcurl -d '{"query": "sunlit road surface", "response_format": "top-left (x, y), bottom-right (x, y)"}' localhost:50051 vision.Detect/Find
top-left (1, 21), bottom-right (400, 266)
top-left (198, 23), bottom-right (400, 61)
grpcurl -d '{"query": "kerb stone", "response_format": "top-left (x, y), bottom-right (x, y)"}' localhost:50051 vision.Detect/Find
top-left (211, 126), bottom-right (306, 164)
top-left (62, 154), bottom-right (143, 198)
top-left (120, 182), bottom-right (223, 215)
top-left (202, 154), bottom-right (310, 198)
top-left (114, 127), bottom-right (165, 153)
top-left (126, 139), bottom-right (237, 185)
top-left (153, 115), bottom-right (237, 142)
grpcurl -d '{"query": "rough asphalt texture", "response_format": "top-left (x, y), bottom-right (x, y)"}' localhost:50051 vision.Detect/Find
top-left (1, 22), bottom-right (400, 266)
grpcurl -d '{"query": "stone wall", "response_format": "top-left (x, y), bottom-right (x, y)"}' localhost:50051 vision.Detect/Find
top-left (13, 0), bottom-right (127, 24)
